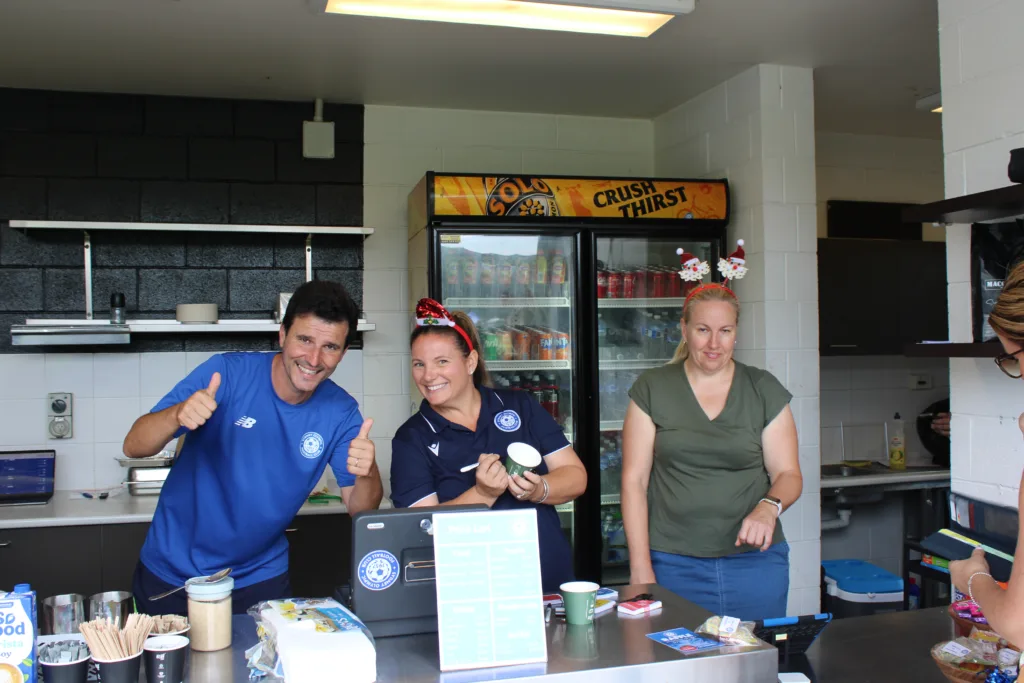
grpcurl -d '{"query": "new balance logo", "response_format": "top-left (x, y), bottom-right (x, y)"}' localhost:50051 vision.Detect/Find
top-left (234, 416), bottom-right (257, 428)
top-left (428, 442), bottom-right (440, 456)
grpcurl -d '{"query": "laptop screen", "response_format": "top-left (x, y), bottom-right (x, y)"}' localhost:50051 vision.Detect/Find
top-left (0, 450), bottom-right (55, 502)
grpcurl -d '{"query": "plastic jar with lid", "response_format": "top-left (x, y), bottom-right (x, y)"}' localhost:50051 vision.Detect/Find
top-left (186, 576), bottom-right (234, 652)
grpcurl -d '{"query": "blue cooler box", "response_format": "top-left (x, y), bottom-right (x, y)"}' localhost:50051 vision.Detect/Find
top-left (822, 559), bottom-right (904, 618)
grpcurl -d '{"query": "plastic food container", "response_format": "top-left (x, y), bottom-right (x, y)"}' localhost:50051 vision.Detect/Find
top-left (186, 576), bottom-right (233, 652)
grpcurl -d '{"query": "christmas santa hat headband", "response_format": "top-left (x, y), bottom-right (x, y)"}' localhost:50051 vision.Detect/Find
top-left (415, 298), bottom-right (474, 351)
top-left (678, 239), bottom-right (748, 306)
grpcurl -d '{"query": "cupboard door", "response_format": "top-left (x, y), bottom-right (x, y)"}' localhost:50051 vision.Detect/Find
top-left (899, 240), bottom-right (948, 345)
top-left (0, 526), bottom-right (103, 601)
top-left (99, 523), bottom-right (150, 592)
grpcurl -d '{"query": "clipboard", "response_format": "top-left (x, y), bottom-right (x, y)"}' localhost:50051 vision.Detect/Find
top-left (919, 528), bottom-right (1014, 582)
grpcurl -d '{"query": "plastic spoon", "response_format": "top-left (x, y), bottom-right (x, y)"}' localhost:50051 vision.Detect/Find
top-left (148, 568), bottom-right (232, 601)
top-left (460, 462), bottom-right (480, 473)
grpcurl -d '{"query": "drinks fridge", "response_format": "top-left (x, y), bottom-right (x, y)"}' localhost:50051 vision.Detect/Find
top-left (408, 173), bottom-right (730, 584)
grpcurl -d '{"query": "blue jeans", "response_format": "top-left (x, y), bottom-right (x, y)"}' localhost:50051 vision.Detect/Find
top-left (651, 542), bottom-right (790, 621)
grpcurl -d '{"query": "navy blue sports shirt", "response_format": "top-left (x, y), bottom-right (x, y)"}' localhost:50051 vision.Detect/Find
top-left (391, 385), bottom-right (575, 593)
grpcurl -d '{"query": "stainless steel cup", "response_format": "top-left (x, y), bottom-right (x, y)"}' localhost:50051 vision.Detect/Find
top-left (88, 591), bottom-right (133, 628)
top-left (41, 593), bottom-right (86, 635)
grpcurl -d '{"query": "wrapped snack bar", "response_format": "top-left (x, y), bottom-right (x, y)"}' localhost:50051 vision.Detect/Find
top-left (246, 598), bottom-right (376, 683)
top-left (696, 615), bottom-right (760, 647)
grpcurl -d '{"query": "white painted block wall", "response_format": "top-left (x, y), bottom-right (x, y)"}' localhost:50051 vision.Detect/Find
top-left (815, 132), bottom-right (946, 241)
top-left (0, 350), bottom-right (364, 491)
top-left (360, 105), bottom-right (655, 499)
top-left (653, 65), bottom-right (822, 615)
top-left (939, 0), bottom-right (1024, 508)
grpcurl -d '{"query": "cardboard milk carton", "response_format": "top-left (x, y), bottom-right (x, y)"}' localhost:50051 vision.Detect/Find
top-left (0, 584), bottom-right (36, 683)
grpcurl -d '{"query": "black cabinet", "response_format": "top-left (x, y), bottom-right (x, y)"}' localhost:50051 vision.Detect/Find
top-left (0, 526), bottom-right (103, 600)
top-left (286, 513), bottom-right (352, 598)
top-left (99, 523), bottom-right (150, 592)
top-left (819, 238), bottom-right (948, 355)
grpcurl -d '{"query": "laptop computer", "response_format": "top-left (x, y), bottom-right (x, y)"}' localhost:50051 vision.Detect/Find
top-left (0, 449), bottom-right (55, 506)
top-left (347, 504), bottom-right (486, 638)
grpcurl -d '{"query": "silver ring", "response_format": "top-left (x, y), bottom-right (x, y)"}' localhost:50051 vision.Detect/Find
top-left (517, 493), bottom-right (525, 499)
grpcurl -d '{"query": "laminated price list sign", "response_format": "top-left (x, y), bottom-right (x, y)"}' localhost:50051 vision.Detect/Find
top-left (433, 509), bottom-right (548, 672)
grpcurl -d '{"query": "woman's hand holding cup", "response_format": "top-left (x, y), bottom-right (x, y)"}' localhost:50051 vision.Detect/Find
top-left (509, 471), bottom-right (542, 502)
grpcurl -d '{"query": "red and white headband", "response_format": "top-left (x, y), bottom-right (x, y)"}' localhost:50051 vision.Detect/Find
top-left (679, 240), bottom-right (748, 306)
top-left (415, 298), bottom-right (474, 351)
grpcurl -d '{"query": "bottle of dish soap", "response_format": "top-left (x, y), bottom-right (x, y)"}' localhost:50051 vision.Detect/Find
top-left (888, 413), bottom-right (906, 470)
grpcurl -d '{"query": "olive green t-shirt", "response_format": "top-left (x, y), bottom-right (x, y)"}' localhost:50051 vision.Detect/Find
top-left (628, 361), bottom-right (792, 558)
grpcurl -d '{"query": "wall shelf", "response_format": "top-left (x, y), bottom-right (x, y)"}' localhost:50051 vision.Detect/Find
top-left (8, 219), bottom-right (375, 332)
top-left (902, 184), bottom-right (1024, 225)
top-left (903, 342), bottom-right (1002, 358)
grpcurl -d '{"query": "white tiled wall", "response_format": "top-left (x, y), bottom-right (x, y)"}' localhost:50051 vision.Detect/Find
top-left (939, 0), bottom-right (1024, 508)
top-left (654, 65), bottom-right (822, 616)
top-left (821, 497), bottom-right (906, 577)
top-left (0, 350), bottom-right (363, 491)
top-left (815, 132), bottom-right (946, 241)
top-left (821, 356), bottom-right (951, 465)
top-left (361, 105), bottom-right (655, 498)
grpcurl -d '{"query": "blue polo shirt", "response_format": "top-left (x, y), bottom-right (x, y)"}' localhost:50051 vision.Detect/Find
top-left (391, 386), bottom-right (575, 593)
top-left (140, 352), bottom-right (362, 588)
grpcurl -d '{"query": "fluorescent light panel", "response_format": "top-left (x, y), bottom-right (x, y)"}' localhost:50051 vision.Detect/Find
top-left (323, 0), bottom-right (674, 37)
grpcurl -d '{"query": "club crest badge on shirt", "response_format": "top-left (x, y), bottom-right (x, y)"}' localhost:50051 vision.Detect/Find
top-left (357, 550), bottom-right (400, 591)
top-left (300, 432), bottom-right (325, 459)
top-left (494, 410), bottom-right (522, 432)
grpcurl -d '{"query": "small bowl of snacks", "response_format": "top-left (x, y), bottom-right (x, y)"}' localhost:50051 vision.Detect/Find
top-left (148, 614), bottom-right (190, 637)
top-left (931, 635), bottom-right (1020, 683)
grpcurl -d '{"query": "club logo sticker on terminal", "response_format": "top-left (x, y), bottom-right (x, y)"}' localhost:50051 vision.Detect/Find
top-left (358, 550), bottom-right (400, 591)
top-left (494, 410), bottom-right (522, 432)
top-left (300, 432), bottom-right (325, 459)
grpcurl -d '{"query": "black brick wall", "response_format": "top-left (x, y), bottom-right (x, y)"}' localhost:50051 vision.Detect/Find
top-left (0, 88), bottom-right (364, 353)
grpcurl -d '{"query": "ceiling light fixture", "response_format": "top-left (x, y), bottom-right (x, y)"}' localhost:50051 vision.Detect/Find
top-left (310, 0), bottom-right (694, 37)
top-left (915, 93), bottom-right (942, 114)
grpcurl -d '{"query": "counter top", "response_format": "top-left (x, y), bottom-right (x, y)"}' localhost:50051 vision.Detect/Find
top-left (821, 467), bottom-right (951, 489)
top-left (152, 584), bottom-right (779, 683)
top-left (0, 491), bottom-right (356, 530)
top-left (803, 606), bottom-right (953, 682)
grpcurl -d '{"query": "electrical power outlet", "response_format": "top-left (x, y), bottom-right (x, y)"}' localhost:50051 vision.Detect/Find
top-left (908, 374), bottom-right (933, 390)
top-left (47, 392), bottom-right (72, 439)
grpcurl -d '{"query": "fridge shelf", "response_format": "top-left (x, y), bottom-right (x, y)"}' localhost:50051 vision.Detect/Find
top-left (444, 297), bottom-right (571, 309)
top-left (488, 360), bottom-right (572, 371)
top-left (600, 358), bottom-right (671, 370)
top-left (600, 421), bottom-right (624, 432)
top-left (598, 297), bottom-right (685, 309)
top-left (601, 493), bottom-right (620, 506)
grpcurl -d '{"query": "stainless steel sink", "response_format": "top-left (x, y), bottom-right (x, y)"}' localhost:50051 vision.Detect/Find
top-left (821, 463), bottom-right (947, 477)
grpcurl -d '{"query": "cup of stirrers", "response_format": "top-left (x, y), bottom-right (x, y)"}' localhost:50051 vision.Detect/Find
top-left (80, 614), bottom-right (155, 682)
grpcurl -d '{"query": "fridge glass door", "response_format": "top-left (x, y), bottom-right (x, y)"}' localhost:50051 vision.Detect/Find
top-left (438, 232), bottom-right (577, 544)
top-left (595, 236), bottom-right (715, 585)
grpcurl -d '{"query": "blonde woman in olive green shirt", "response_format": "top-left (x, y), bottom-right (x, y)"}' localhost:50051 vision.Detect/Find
top-left (621, 285), bottom-right (803, 620)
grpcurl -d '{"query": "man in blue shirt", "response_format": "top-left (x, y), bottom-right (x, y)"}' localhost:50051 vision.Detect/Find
top-left (124, 280), bottom-right (382, 615)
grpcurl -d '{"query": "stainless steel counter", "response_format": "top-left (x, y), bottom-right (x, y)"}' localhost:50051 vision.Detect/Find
top-left (162, 585), bottom-right (779, 682)
top-left (144, 598), bottom-right (960, 682)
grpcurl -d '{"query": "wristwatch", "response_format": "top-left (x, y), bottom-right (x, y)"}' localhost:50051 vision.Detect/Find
top-left (759, 495), bottom-right (783, 516)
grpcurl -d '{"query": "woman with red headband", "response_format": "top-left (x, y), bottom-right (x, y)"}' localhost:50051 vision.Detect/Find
top-left (390, 298), bottom-right (588, 592)
top-left (620, 242), bottom-right (803, 621)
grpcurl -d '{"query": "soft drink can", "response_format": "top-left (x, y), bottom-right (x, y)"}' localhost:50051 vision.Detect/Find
top-left (498, 329), bottom-right (514, 361)
top-left (667, 266), bottom-right (682, 297)
top-left (608, 271), bottom-right (622, 299)
top-left (513, 329), bottom-right (531, 361)
top-left (651, 269), bottom-right (665, 298)
top-left (633, 268), bottom-right (647, 298)
top-left (555, 332), bottom-right (570, 360)
top-left (597, 270), bottom-right (608, 298)
top-left (538, 331), bottom-right (554, 360)
top-left (462, 256), bottom-right (479, 298)
top-left (483, 331), bottom-right (501, 361)
top-left (623, 271), bottom-right (636, 299)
